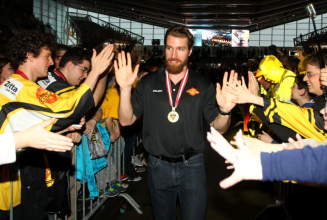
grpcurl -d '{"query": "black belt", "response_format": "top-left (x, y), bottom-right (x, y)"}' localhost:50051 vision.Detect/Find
top-left (152, 152), bottom-right (199, 163)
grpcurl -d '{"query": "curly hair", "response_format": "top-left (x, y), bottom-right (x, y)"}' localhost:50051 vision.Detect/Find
top-left (6, 30), bottom-right (56, 69)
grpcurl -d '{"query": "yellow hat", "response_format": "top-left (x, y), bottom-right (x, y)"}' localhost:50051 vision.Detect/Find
top-left (259, 55), bottom-right (285, 84)
top-left (255, 68), bottom-right (263, 77)
top-left (298, 54), bottom-right (311, 75)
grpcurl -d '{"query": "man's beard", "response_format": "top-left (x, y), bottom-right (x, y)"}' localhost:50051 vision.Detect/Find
top-left (166, 58), bottom-right (188, 74)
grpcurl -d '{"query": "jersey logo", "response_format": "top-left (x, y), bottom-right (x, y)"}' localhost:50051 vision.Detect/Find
top-left (37, 73), bottom-right (56, 89)
top-left (0, 78), bottom-right (24, 100)
top-left (186, 87), bottom-right (199, 96)
top-left (36, 87), bottom-right (57, 104)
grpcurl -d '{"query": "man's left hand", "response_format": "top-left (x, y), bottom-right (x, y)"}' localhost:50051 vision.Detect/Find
top-left (216, 70), bottom-right (238, 112)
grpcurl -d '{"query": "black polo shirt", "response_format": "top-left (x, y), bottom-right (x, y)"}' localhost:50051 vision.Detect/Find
top-left (132, 66), bottom-right (218, 157)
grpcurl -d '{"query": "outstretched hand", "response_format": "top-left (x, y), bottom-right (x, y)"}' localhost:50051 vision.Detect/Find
top-left (91, 44), bottom-right (114, 76)
top-left (216, 70), bottom-right (238, 112)
top-left (84, 117), bottom-right (96, 135)
top-left (257, 131), bottom-right (273, 144)
top-left (231, 134), bottom-right (282, 153)
top-left (114, 51), bottom-right (139, 90)
top-left (284, 133), bottom-right (306, 150)
top-left (248, 71), bottom-right (259, 96)
top-left (207, 128), bottom-right (263, 189)
top-left (224, 76), bottom-right (254, 104)
top-left (15, 118), bottom-right (74, 152)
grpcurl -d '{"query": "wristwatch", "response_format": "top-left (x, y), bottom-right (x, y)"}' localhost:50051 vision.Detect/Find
top-left (218, 108), bottom-right (231, 115)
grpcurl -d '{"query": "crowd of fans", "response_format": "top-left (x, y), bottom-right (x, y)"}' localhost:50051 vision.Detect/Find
top-left (1, 1), bottom-right (327, 219)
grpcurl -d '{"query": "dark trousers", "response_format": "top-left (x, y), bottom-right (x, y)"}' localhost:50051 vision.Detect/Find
top-left (148, 153), bottom-right (206, 220)
top-left (0, 205), bottom-right (22, 220)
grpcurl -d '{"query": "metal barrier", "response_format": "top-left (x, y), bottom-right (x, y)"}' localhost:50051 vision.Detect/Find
top-left (6, 135), bottom-right (142, 220)
top-left (72, 135), bottom-right (142, 220)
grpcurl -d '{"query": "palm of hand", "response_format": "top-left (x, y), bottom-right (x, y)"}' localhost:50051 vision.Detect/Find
top-left (217, 83), bottom-right (236, 111)
top-left (115, 67), bottom-right (136, 89)
top-left (223, 88), bottom-right (236, 110)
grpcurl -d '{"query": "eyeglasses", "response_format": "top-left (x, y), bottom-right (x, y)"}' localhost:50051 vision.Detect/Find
top-left (72, 62), bottom-right (89, 73)
top-left (305, 72), bottom-right (320, 77)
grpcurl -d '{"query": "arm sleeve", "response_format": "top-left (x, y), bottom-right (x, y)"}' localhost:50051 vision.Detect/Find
top-left (202, 83), bottom-right (219, 124)
top-left (47, 83), bottom-right (95, 131)
top-left (261, 145), bottom-right (327, 185)
top-left (132, 79), bottom-right (144, 119)
top-left (0, 133), bottom-right (16, 165)
top-left (262, 98), bottom-right (327, 142)
top-left (0, 80), bottom-right (94, 133)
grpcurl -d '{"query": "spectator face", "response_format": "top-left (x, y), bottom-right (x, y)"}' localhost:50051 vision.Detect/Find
top-left (0, 63), bottom-right (14, 82)
top-left (319, 106), bottom-right (327, 130)
top-left (66, 59), bottom-right (90, 86)
top-left (54, 50), bottom-right (66, 69)
top-left (30, 48), bottom-right (54, 79)
top-left (258, 76), bottom-right (271, 90)
top-left (291, 81), bottom-right (303, 103)
top-left (304, 64), bottom-right (323, 96)
top-left (165, 35), bottom-right (192, 74)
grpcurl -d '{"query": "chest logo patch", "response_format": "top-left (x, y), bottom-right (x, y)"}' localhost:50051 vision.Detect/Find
top-left (36, 88), bottom-right (57, 104)
top-left (186, 87), bottom-right (199, 96)
top-left (0, 78), bottom-right (24, 100)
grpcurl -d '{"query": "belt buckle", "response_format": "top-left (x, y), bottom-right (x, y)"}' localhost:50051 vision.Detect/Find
top-left (167, 157), bottom-right (178, 162)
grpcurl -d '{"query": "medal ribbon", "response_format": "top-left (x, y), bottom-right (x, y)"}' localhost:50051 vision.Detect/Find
top-left (15, 70), bottom-right (29, 80)
top-left (165, 68), bottom-right (189, 110)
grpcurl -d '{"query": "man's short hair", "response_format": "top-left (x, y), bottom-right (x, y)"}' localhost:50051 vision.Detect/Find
top-left (59, 47), bottom-right (91, 68)
top-left (55, 44), bottom-right (70, 57)
top-left (164, 26), bottom-right (194, 50)
top-left (268, 45), bottom-right (279, 57)
top-left (7, 30), bottom-right (56, 69)
top-left (305, 52), bottom-right (327, 69)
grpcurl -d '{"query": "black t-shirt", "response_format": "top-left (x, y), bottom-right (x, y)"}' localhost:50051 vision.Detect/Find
top-left (132, 66), bottom-right (218, 157)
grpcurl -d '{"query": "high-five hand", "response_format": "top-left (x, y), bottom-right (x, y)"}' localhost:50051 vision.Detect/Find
top-left (91, 44), bottom-right (114, 76)
top-left (207, 128), bottom-right (263, 189)
top-left (216, 70), bottom-right (238, 112)
top-left (114, 51), bottom-right (139, 90)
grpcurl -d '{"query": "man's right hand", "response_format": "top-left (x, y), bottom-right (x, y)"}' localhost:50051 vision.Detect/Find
top-left (114, 51), bottom-right (139, 90)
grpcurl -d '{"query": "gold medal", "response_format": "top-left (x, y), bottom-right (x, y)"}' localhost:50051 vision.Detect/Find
top-left (165, 68), bottom-right (189, 123)
top-left (168, 108), bottom-right (179, 123)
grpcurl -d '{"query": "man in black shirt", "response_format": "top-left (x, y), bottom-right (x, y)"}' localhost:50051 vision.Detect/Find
top-left (115, 26), bottom-right (236, 220)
